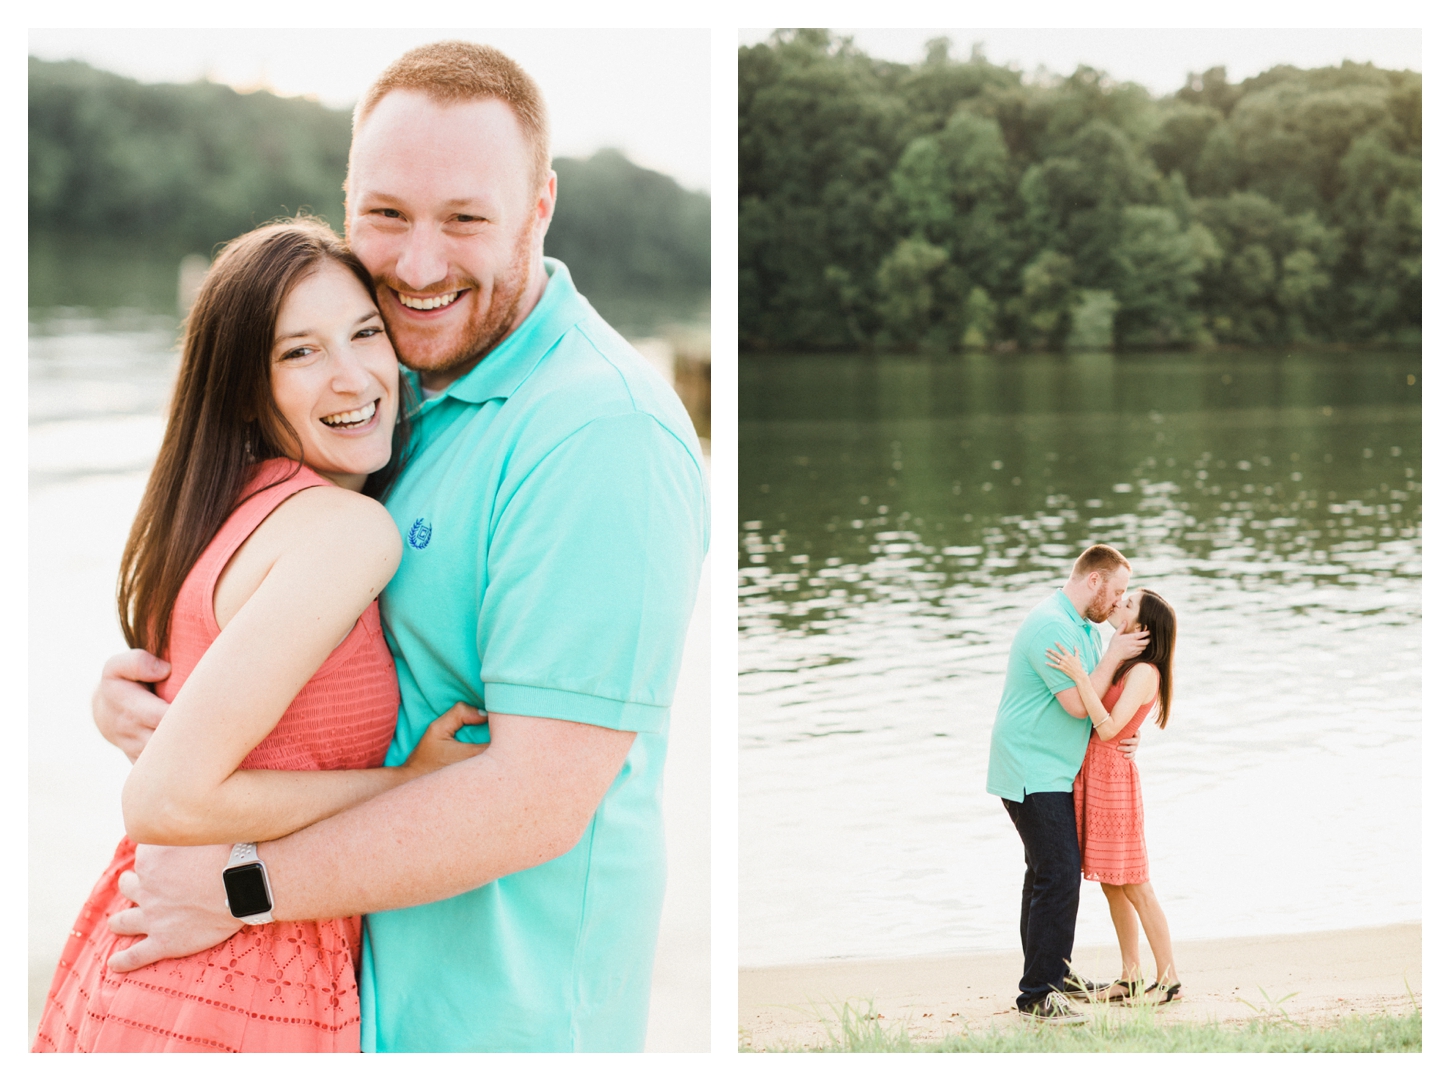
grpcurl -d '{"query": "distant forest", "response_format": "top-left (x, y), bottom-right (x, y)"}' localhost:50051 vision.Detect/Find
top-left (29, 57), bottom-right (709, 313)
top-left (739, 31), bottom-right (1420, 351)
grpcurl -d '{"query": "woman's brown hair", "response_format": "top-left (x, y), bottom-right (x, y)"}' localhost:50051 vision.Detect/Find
top-left (117, 216), bottom-right (411, 655)
top-left (1111, 588), bottom-right (1176, 728)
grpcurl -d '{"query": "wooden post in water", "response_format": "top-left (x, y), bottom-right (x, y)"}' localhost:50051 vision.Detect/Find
top-left (630, 332), bottom-right (710, 441)
top-left (669, 330), bottom-right (710, 442)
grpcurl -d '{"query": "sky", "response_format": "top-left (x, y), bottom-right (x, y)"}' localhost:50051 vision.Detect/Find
top-left (27, 28), bottom-right (712, 193)
top-left (737, 27), bottom-right (1422, 97)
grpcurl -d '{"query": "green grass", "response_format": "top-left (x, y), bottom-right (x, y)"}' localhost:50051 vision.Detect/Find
top-left (745, 994), bottom-right (1422, 1053)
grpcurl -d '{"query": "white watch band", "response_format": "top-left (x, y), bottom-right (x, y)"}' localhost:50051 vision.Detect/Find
top-left (226, 842), bottom-right (260, 867)
top-left (225, 842), bottom-right (274, 925)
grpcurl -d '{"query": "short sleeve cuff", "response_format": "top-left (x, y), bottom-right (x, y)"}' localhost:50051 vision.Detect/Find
top-left (483, 682), bottom-right (669, 734)
top-left (1043, 673), bottom-right (1078, 695)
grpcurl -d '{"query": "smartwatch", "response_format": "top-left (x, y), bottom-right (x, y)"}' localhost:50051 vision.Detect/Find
top-left (223, 843), bottom-right (275, 925)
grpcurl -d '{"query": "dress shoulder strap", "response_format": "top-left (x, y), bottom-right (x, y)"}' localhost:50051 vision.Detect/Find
top-left (188, 458), bottom-right (333, 637)
top-left (225, 457), bottom-right (333, 545)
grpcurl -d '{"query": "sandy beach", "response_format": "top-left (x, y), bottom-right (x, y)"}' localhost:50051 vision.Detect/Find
top-left (739, 922), bottom-right (1421, 1049)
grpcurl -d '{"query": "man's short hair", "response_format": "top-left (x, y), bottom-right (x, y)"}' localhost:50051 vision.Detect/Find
top-left (1071, 544), bottom-right (1131, 580)
top-left (354, 40), bottom-right (551, 192)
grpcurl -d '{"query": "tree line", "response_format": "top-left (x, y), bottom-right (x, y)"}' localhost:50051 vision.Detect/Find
top-left (29, 57), bottom-right (709, 310)
top-left (739, 31), bottom-right (1420, 351)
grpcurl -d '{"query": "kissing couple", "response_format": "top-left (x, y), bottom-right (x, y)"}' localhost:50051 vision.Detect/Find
top-left (988, 544), bottom-right (1181, 1025)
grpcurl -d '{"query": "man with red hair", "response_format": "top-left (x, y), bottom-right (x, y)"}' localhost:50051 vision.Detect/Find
top-left (90, 41), bottom-right (706, 1053)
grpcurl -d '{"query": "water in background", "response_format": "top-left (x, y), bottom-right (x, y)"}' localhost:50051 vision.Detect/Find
top-left (739, 351), bottom-right (1421, 968)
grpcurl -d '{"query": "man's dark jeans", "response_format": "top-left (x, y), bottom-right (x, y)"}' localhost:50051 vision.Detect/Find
top-left (1002, 791), bottom-right (1081, 1011)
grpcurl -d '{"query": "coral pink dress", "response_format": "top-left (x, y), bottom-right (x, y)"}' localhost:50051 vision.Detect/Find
top-left (34, 459), bottom-right (399, 1053)
top-left (1073, 678), bottom-right (1154, 884)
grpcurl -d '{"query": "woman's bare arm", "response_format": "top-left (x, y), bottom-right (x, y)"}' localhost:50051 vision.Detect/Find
top-left (1053, 623), bottom-right (1149, 718)
top-left (121, 487), bottom-right (480, 846)
top-left (1046, 645), bottom-right (1157, 741)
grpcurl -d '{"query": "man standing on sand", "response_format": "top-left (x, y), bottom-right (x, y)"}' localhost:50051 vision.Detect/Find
top-left (986, 544), bottom-right (1145, 1025)
top-left (90, 41), bottom-right (707, 1052)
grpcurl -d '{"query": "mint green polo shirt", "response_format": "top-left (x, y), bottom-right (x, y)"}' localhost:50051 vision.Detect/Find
top-left (985, 589), bottom-right (1102, 800)
top-left (357, 260), bottom-right (708, 1052)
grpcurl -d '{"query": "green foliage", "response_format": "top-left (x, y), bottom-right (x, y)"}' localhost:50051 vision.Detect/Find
top-left (748, 996), bottom-right (1422, 1053)
top-left (1194, 192), bottom-right (1340, 342)
top-left (29, 57), bottom-right (352, 251)
top-left (739, 33), bottom-right (1420, 349)
top-left (547, 149), bottom-right (709, 303)
top-left (1067, 289), bottom-right (1119, 351)
top-left (875, 236), bottom-right (949, 345)
top-left (961, 286), bottom-right (998, 350)
top-left (738, 31), bottom-right (915, 349)
top-left (1111, 206), bottom-right (1213, 346)
top-left (1016, 249), bottom-right (1075, 348)
top-left (29, 57), bottom-right (709, 320)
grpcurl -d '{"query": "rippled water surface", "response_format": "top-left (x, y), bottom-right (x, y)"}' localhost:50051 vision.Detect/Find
top-left (29, 308), bottom-right (179, 486)
top-left (739, 351), bottom-right (1421, 967)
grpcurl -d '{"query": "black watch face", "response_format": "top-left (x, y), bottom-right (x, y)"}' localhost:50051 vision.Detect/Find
top-left (222, 863), bottom-right (272, 919)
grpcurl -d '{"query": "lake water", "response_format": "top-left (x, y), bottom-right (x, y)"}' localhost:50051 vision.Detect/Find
top-left (739, 351), bottom-right (1421, 968)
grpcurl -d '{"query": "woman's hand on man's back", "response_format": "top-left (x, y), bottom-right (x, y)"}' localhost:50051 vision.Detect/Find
top-left (93, 649), bottom-right (170, 763)
top-left (401, 703), bottom-right (490, 778)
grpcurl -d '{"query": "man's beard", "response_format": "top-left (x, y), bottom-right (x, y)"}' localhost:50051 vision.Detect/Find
top-left (1084, 583), bottom-right (1117, 623)
top-left (382, 223), bottom-right (534, 379)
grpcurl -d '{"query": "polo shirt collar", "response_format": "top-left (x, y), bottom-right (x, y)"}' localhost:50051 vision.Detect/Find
top-left (409, 258), bottom-right (588, 409)
top-left (1054, 588), bottom-right (1092, 630)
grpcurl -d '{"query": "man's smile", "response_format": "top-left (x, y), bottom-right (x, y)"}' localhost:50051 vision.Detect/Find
top-left (394, 288), bottom-right (466, 312)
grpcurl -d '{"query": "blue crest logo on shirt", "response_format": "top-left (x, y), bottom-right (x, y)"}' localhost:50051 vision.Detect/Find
top-left (408, 517), bottom-right (433, 549)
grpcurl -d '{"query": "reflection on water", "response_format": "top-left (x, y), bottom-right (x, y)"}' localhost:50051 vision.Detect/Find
top-left (739, 352), bottom-right (1420, 967)
top-left (29, 309), bottom-right (179, 485)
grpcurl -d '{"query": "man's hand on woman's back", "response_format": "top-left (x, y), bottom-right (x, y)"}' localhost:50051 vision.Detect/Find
top-left (94, 649), bottom-right (171, 763)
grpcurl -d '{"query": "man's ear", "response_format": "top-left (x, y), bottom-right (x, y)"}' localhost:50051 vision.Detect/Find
top-left (533, 170), bottom-right (557, 243)
top-left (340, 158), bottom-right (359, 243)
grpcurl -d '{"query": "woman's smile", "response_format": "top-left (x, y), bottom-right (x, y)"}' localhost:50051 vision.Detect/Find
top-left (319, 398), bottom-right (380, 430)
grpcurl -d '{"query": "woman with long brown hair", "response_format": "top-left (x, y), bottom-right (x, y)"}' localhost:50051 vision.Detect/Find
top-left (34, 218), bottom-right (480, 1052)
top-left (1046, 587), bottom-right (1181, 1005)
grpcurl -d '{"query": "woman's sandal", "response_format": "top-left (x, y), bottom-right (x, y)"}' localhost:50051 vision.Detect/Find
top-left (1144, 981), bottom-right (1183, 1005)
top-left (1105, 978), bottom-right (1146, 1004)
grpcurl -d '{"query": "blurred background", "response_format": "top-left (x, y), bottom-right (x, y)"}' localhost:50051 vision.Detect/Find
top-left (737, 30), bottom-right (1419, 970)
top-left (29, 28), bottom-right (709, 1051)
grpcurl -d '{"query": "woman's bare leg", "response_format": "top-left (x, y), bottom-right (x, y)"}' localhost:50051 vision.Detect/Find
top-left (1121, 880), bottom-right (1177, 989)
top-left (1100, 882), bottom-right (1142, 991)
